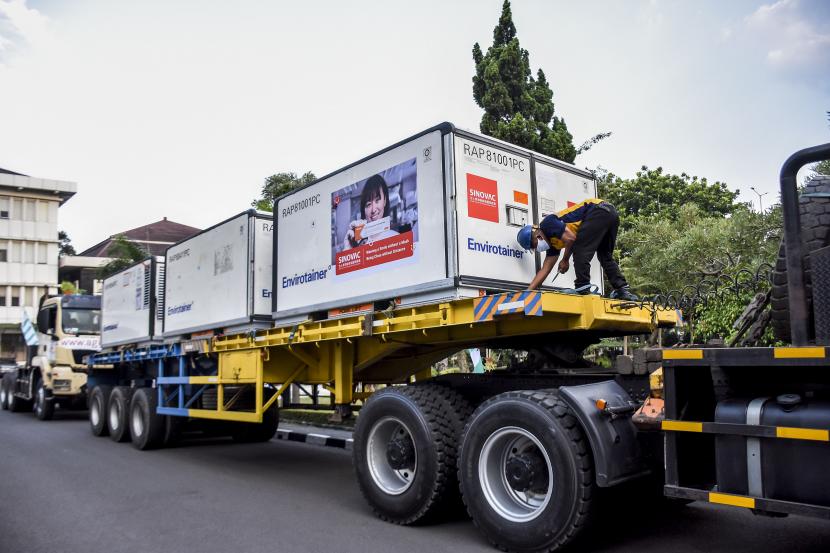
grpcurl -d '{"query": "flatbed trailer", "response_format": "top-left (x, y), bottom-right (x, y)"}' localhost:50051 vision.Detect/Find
top-left (87, 290), bottom-right (672, 424)
top-left (81, 139), bottom-right (830, 552)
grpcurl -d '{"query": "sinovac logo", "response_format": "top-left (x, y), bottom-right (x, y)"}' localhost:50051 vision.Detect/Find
top-left (466, 173), bottom-right (499, 223)
top-left (469, 188), bottom-right (497, 205)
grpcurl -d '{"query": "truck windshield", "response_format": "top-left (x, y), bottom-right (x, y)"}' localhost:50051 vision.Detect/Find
top-left (62, 309), bottom-right (101, 336)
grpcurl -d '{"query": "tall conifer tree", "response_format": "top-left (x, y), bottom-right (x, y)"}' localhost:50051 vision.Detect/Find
top-left (472, 1), bottom-right (577, 162)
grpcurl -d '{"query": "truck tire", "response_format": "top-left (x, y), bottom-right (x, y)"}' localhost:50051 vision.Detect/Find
top-left (163, 414), bottom-right (182, 447)
top-left (7, 375), bottom-right (30, 413)
top-left (0, 373), bottom-right (10, 410)
top-left (89, 385), bottom-right (112, 436)
top-left (352, 384), bottom-right (470, 525)
top-left (130, 387), bottom-right (166, 450)
top-left (458, 390), bottom-right (594, 553)
top-left (230, 405), bottom-right (279, 443)
top-left (108, 386), bottom-right (133, 443)
top-left (34, 378), bottom-right (55, 421)
top-left (771, 175), bottom-right (830, 342)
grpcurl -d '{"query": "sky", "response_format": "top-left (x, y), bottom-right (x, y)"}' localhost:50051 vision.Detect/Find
top-left (0, 0), bottom-right (828, 251)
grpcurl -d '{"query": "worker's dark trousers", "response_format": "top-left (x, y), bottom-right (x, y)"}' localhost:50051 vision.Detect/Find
top-left (572, 205), bottom-right (628, 291)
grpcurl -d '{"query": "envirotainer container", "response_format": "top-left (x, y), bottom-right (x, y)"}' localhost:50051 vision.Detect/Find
top-left (273, 122), bottom-right (600, 322)
top-left (100, 257), bottom-right (165, 348)
top-left (164, 210), bottom-right (273, 337)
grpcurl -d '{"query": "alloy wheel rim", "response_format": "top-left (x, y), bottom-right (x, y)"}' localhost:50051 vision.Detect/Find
top-left (90, 398), bottom-right (100, 427)
top-left (109, 401), bottom-right (120, 431)
top-left (366, 416), bottom-right (418, 495)
top-left (131, 404), bottom-right (144, 438)
top-left (36, 386), bottom-right (44, 415)
top-left (478, 426), bottom-right (554, 523)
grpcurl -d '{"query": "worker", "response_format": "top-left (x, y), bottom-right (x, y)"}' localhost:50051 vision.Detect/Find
top-left (516, 198), bottom-right (638, 300)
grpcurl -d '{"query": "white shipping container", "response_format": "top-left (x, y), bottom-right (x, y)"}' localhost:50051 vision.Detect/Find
top-left (101, 257), bottom-right (165, 348)
top-left (274, 123), bottom-right (601, 321)
top-left (164, 210), bottom-right (273, 337)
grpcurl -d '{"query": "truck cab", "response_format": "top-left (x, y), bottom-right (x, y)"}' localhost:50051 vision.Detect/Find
top-left (1, 294), bottom-right (101, 419)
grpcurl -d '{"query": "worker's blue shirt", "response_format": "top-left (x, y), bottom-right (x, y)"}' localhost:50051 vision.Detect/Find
top-left (540, 198), bottom-right (605, 257)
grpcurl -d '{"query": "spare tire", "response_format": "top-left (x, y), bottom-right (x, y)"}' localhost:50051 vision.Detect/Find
top-left (770, 175), bottom-right (830, 342)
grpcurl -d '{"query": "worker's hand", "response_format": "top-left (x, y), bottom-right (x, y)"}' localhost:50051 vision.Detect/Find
top-left (558, 259), bottom-right (569, 274)
top-left (344, 219), bottom-right (367, 249)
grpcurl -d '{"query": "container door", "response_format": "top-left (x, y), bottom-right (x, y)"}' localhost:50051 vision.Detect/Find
top-left (454, 135), bottom-right (536, 287)
top-left (164, 213), bottom-right (250, 336)
top-left (275, 130), bottom-right (447, 317)
top-left (534, 162), bottom-right (602, 293)
top-left (252, 216), bottom-right (274, 317)
top-left (101, 260), bottom-right (152, 347)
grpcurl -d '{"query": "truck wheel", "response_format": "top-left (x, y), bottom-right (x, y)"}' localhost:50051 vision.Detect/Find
top-left (34, 379), bottom-right (55, 421)
top-left (163, 414), bottom-right (182, 447)
top-left (130, 388), bottom-right (166, 450)
top-left (0, 374), bottom-right (9, 410)
top-left (352, 384), bottom-right (470, 525)
top-left (108, 386), bottom-right (133, 443)
top-left (458, 390), bottom-right (594, 552)
top-left (771, 175), bottom-right (830, 342)
top-left (230, 406), bottom-right (279, 443)
top-left (89, 385), bottom-right (112, 436)
top-left (7, 376), bottom-right (30, 413)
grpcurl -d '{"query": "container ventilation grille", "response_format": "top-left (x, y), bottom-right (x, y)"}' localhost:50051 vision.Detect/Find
top-left (143, 265), bottom-right (151, 308)
top-left (156, 264), bottom-right (166, 321)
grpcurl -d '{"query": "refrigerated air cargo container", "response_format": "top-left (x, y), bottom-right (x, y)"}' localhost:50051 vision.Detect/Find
top-left (273, 122), bottom-right (601, 322)
top-left (101, 257), bottom-right (165, 348)
top-left (163, 210), bottom-right (273, 337)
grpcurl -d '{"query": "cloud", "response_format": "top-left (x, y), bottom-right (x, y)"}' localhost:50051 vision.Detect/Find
top-left (0, 0), bottom-right (50, 61)
top-left (745, 0), bottom-right (830, 68)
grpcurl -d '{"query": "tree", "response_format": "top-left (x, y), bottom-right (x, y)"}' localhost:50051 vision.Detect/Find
top-left (618, 203), bottom-right (782, 344)
top-left (58, 230), bottom-right (76, 256)
top-left (619, 203), bottom-right (781, 295)
top-left (252, 171), bottom-right (316, 212)
top-left (597, 166), bottom-right (742, 229)
top-left (472, 1), bottom-right (604, 163)
top-left (98, 235), bottom-right (148, 278)
top-left (806, 111), bottom-right (830, 177)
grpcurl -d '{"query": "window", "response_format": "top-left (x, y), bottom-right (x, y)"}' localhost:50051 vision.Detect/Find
top-left (37, 243), bottom-right (48, 264)
top-left (0, 196), bottom-right (8, 219)
top-left (10, 241), bottom-right (20, 262)
top-left (10, 288), bottom-right (19, 307)
top-left (37, 201), bottom-right (48, 222)
top-left (24, 199), bottom-right (35, 221)
top-left (23, 242), bottom-right (33, 263)
top-left (0, 288), bottom-right (6, 306)
top-left (0, 248), bottom-right (7, 262)
top-left (12, 198), bottom-right (22, 220)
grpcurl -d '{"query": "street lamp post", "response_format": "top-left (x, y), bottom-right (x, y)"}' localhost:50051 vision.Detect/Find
top-left (750, 186), bottom-right (769, 212)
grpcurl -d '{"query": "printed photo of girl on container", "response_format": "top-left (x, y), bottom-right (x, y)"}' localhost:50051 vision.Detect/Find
top-left (331, 158), bottom-right (418, 271)
top-left (342, 174), bottom-right (399, 249)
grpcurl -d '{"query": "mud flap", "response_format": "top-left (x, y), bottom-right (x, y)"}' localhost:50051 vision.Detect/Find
top-left (559, 380), bottom-right (651, 487)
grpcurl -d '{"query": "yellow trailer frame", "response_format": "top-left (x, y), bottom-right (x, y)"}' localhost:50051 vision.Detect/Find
top-left (161, 291), bottom-right (674, 423)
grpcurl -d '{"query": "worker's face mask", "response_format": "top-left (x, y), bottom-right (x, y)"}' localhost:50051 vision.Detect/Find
top-left (536, 240), bottom-right (549, 253)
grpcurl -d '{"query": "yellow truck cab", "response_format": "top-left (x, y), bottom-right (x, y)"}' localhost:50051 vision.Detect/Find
top-left (0, 294), bottom-right (101, 420)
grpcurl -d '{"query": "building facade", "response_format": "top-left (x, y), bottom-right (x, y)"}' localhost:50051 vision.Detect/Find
top-left (58, 218), bottom-right (200, 296)
top-left (0, 168), bottom-right (76, 362)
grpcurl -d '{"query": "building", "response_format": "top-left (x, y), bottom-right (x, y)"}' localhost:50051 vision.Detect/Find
top-left (79, 217), bottom-right (200, 257)
top-left (59, 218), bottom-right (200, 295)
top-left (0, 167), bottom-right (76, 362)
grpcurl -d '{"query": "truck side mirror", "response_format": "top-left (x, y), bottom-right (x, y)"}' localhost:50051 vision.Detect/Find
top-left (36, 308), bottom-right (49, 333)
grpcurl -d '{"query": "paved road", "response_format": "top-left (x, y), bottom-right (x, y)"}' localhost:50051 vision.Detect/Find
top-left (1, 409), bottom-right (829, 553)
